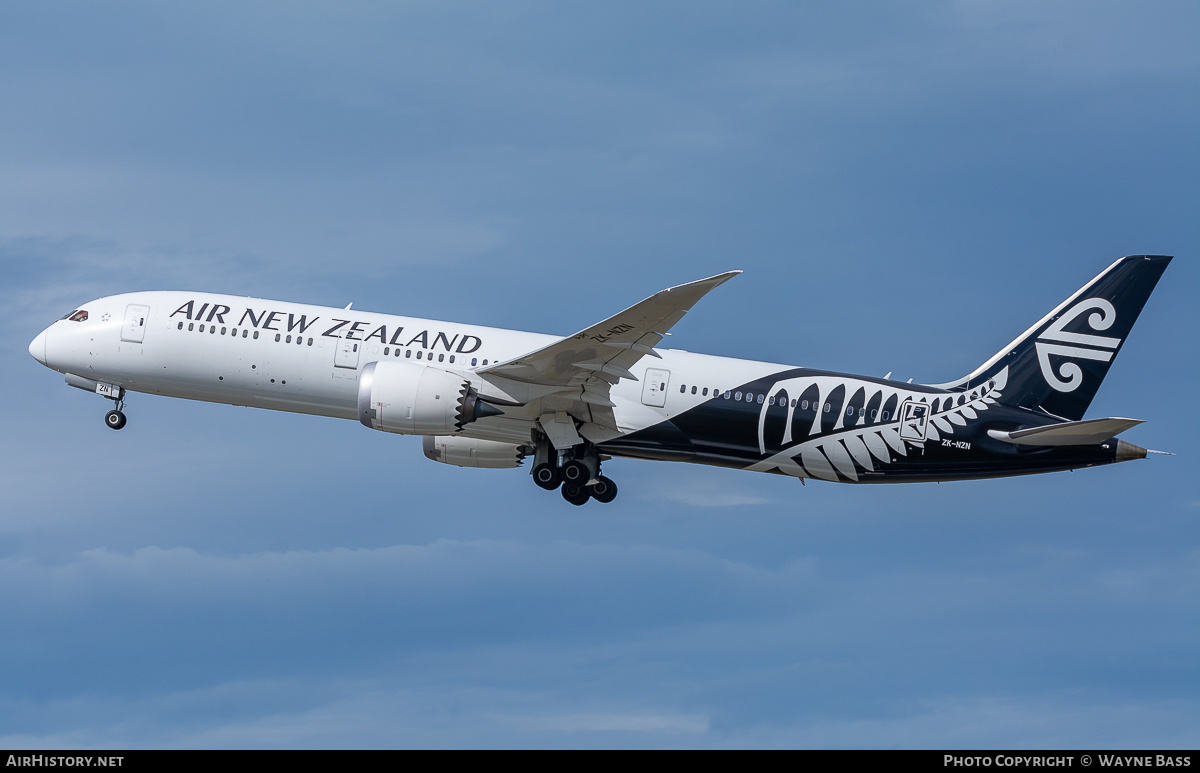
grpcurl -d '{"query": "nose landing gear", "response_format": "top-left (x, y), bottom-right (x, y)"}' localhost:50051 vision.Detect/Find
top-left (103, 390), bottom-right (127, 430)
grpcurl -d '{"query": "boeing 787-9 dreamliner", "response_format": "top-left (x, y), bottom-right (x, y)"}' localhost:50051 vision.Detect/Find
top-left (29, 255), bottom-right (1171, 505)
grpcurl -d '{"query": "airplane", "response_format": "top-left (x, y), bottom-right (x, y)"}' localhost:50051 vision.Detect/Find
top-left (28, 255), bottom-right (1171, 506)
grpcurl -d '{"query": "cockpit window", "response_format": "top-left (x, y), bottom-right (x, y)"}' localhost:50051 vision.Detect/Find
top-left (62, 310), bottom-right (89, 322)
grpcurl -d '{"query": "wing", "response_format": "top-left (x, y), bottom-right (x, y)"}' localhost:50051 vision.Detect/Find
top-left (476, 271), bottom-right (740, 440)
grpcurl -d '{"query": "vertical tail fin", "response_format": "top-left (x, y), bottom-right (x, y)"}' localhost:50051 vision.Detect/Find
top-left (930, 255), bottom-right (1171, 421)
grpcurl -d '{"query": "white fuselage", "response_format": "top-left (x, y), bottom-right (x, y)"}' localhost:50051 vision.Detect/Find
top-left (30, 291), bottom-right (791, 447)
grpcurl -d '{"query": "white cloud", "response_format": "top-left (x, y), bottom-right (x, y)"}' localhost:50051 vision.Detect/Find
top-left (650, 474), bottom-right (772, 508)
top-left (503, 712), bottom-right (708, 735)
top-left (720, 694), bottom-right (1200, 750)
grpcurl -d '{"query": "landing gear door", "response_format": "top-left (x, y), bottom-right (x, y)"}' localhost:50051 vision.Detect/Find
top-left (121, 304), bottom-right (150, 343)
top-left (641, 368), bottom-right (670, 407)
top-left (898, 400), bottom-right (930, 442)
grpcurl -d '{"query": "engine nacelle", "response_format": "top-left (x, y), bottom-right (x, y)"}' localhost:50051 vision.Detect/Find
top-left (358, 360), bottom-right (470, 435)
top-left (422, 436), bottom-right (526, 468)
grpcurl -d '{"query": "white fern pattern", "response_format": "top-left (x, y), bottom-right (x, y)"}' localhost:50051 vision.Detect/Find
top-left (748, 367), bottom-right (1009, 482)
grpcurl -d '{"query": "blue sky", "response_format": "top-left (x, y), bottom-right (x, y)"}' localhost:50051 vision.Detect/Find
top-left (1, 1), bottom-right (1197, 748)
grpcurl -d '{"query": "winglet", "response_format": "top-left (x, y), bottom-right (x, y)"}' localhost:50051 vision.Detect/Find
top-left (662, 270), bottom-right (741, 298)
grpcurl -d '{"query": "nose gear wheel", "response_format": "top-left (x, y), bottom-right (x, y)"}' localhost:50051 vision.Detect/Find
top-left (103, 392), bottom-right (127, 430)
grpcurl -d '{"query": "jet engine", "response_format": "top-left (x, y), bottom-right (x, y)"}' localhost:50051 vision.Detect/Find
top-left (422, 436), bottom-right (527, 468)
top-left (357, 361), bottom-right (503, 435)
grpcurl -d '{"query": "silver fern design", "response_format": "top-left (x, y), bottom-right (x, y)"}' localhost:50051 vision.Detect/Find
top-left (747, 368), bottom-right (1009, 481)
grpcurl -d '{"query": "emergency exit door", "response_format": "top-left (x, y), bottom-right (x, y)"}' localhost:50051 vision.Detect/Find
top-left (641, 368), bottom-right (670, 407)
top-left (334, 338), bottom-right (361, 369)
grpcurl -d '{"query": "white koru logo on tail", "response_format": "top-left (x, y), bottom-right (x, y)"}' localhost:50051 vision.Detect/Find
top-left (1035, 299), bottom-right (1120, 392)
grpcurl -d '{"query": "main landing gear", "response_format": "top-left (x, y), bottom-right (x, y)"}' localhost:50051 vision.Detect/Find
top-left (530, 436), bottom-right (618, 506)
top-left (103, 391), bottom-right (127, 430)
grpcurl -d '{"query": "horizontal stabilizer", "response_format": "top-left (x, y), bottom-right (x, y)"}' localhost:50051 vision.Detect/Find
top-left (987, 417), bottom-right (1144, 447)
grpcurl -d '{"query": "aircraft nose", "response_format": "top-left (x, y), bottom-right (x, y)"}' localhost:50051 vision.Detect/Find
top-left (29, 329), bottom-right (48, 365)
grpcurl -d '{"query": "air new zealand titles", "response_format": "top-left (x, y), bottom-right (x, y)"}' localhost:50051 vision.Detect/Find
top-left (168, 300), bottom-right (484, 354)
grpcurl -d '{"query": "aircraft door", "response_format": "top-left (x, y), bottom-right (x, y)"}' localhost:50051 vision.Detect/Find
top-left (121, 304), bottom-right (150, 343)
top-left (641, 368), bottom-right (670, 407)
top-left (898, 400), bottom-right (930, 442)
top-left (334, 339), bottom-right (360, 369)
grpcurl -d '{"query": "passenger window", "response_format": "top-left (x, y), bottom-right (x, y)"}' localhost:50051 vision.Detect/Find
top-left (757, 394), bottom-right (764, 404)
top-left (702, 388), bottom-right (708, 396)
top-left (231, 328), bottom-right (236, 336)
top-left (846, 407), bottom-right (853, 416)
top-left (200, 324), bottom-right (205, 332)
top-left (735, 391), bottom-right (742, 400)
top-left (210, 326), bottom-right (216, 334)
top-left (384, 347), bottom-right (390, 355)
top-left (417, 351), bottom-right (423, 359)
top-left (471, 358), bottom-right (478, 366)
top-left (253, 331), bottom-right (259, 339)
top-left (188, 323), bottom-right (194, 331)
top-left (406, 350), bottom-right (412, 358)
top-left (483, 360), bottom-right (489, 365)
top-left (308, 338), bottom-right (313, 346)
top-left (791, 399), bottom-right (797, 407)
top-left (870, 409), bottom-right (877, 419)
top-left (724, 391), bottom-right (730, 399)
top-left (438, 354), bottom-right (444, 362)
top-left (882, 411), bottom-right (889, 421)
top-left (691, 386), bottom-right (697, 395)
top-left (824, 403), bottom-right (830, 413)
top-left (449, 355), bottom-right (455, 363)
top-left (221, 327), bottom-right (227, 335)
top-left (177, 321), bottom-right (183, 330)
top-left (275, 334), bottom-right (280, 342)
top-left (680, 385), bottom-right (686, 393)
top-left (286, 335), bottom-right (292, 343)
top-left (859, 408), bottom-right (865, 417)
